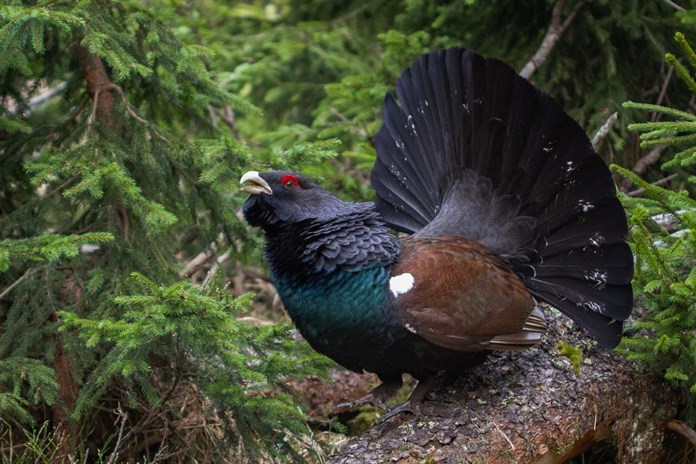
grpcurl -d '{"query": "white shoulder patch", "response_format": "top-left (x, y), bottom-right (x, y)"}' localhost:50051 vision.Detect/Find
top-left (389, 272), bottom-right (415, 297)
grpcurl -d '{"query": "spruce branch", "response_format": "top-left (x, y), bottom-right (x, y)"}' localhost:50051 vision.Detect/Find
top-left (637, 133), bottom-right (696, 149)
top-left (623, 101), bottom-right (696, 121)
top-left (666, 53), bottom-right (696, 95)
top-left (675, 32), bottom-right (696, 70)
top-left (519, 0), bottom-right (585, 79)
top-left (628, 173), bottom-right (679, 196)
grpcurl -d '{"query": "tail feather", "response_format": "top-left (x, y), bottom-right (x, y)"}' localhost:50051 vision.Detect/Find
top-left (533, 295), bottom-right (624, 348)
top-left (372, 47), bottom-right (634, 347)
top-left (540, 202), bottom-right (629, 256)
top-left (530, 242), bottom-right (633, 285)
top-left (535, 157), bottom-right (617, 233)
top-left (529, 277), bottom-right (633, 320)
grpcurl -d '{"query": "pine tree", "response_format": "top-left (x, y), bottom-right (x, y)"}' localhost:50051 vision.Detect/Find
top-left (614, 31), bottom-right (696, 422)
top-left (0, 1), bottom-right (330, 461)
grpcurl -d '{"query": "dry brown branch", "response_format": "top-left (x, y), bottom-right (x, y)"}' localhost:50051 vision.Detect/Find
top-left (519, 0), bottom-right (585, 79)
top-left (620, 146), bottom-right (667, 192)
top-left (201, 249), bottom-right (231, 289)
top-left (179, 245), bottom-right (217, 278)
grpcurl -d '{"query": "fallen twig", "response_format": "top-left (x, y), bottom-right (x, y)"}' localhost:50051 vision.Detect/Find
top-left (493, 421), bottom-right (515, 452)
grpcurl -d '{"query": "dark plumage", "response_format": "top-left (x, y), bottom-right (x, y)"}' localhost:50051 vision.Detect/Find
top-left (240, 48), bottom-right (633, 413)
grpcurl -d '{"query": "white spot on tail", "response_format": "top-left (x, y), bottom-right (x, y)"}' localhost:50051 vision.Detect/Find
top-left (578, 199), bottom-right (595, 213)
top-left (389, 272), bottom-right (414, 297)
top-left (405, 323), bottom-right (418, 334)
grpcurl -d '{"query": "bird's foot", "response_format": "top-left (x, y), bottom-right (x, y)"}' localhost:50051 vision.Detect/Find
top-left (379, 398), bottom-right (421, 422)
top-left (378, 375), bottom-right (437, 421)
top-left (336, 378), bottom-right (403, 411)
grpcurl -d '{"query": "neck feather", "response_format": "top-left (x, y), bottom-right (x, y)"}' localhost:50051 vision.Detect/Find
top-left (264, 205), bottom-right (400, 278)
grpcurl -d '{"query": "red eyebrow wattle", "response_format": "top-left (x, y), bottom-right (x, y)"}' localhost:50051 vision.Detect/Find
top-left (280, 175), bottom-right (299, 186)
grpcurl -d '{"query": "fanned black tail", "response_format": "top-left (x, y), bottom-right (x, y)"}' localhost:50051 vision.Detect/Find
top-left (372, 48), bottom-right (633, 348)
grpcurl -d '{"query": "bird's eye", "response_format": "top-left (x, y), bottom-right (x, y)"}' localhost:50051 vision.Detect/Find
top-left (280, 175), bottom-right (300, 189)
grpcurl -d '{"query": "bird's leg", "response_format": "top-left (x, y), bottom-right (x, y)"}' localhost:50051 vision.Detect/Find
top-left (381, 375), bottom-right (437, 420)
top-left (336, 376), bottom-right (403, 411)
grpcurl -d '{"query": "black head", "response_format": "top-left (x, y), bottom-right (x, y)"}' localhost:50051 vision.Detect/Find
top-left (240, 170), bottom-right (357, 230)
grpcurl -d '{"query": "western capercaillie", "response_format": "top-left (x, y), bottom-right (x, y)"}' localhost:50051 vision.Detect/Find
top-left (240, 48), bottom-right (633, 414)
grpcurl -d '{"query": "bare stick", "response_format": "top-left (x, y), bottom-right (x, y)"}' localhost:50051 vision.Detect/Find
top-left (520, 0), bottom-right (585, 79)
top-left (106, 405), bottom-right (128, 464)
top-left (0, 268), bottom-right (34, 300)
top-left (653, 65), bottom-right (675, 121)
top-left (179, 245), bottom-right (217, 278)
top-left (493, 421), bottom-right (515, 451)
top-left (662, 0), bottom-right (686, 12)
top-left (201, 250), bottom-right (231, 290)
top-left (6, 82), bottom-right (68, 114)
top-left (591, 112), bottom-right (618, 148)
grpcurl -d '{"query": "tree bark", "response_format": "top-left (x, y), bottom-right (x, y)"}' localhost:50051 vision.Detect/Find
top-left (326, 308), bottom-right (681, 463)
top-left (76, 44), bottom-right (118, 130)
top-left (51, 276), bottom-right (82, 463)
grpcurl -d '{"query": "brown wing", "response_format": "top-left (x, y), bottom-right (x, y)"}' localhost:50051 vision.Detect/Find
top-left (391, 236), bottom-right (544, 352)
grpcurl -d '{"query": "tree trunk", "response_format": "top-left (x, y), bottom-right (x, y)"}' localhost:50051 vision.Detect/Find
top-left (326, 308), bottom-right (682, 463)
top-left (51, 276), bottom-right (82, 463)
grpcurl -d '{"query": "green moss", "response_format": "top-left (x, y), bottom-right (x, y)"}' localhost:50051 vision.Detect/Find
top-left (558, 341), bottom-right (584, 375)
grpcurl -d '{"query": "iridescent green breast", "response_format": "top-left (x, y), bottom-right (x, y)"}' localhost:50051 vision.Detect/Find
top-left (273, 266), bottom-right (398, 370)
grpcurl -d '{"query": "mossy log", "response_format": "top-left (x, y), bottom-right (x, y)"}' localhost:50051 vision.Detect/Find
top-left (324, 308), bottom-right (684, 463)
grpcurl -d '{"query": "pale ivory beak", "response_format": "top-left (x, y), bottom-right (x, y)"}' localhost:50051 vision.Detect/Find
top-left (240, 171), bottom-right (272, 195)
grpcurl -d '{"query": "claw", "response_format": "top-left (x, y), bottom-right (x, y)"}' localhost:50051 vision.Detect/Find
top-left (379, 375), bottom-right (437, 421)
top-left (335, 377), bottom-right (402, 412)
top-left (336, 393), bottom-right (388, 411)
top-left (379, 398), bottom-right (422, 422)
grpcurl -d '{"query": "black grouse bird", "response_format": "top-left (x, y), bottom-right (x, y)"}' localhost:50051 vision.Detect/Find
top-left (240, 48), bottom-right (633, 414)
